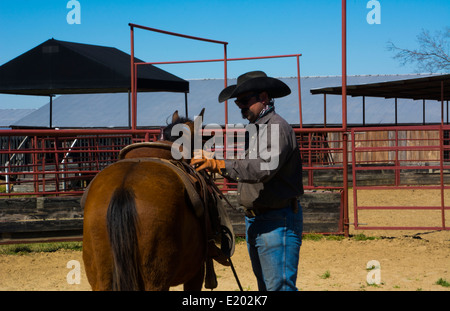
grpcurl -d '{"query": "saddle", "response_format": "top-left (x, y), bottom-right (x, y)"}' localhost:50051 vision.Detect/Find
top-left (118, 142), bottom-right (236, 290)
top-left (118, 141), bottom-right (174, 160)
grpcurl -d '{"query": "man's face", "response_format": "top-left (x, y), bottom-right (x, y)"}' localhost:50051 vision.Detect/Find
top-left (235, 91), bottom-right (267, 123)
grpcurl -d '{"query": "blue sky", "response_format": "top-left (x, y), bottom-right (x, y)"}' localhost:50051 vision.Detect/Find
top-left (0, 0), bottom-right (449, 109)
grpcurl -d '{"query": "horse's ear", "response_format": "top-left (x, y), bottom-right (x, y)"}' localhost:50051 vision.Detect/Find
top-left (198, 108), bottom-right (205, 119)
top-left (172, 110), bottom-right (179, 123)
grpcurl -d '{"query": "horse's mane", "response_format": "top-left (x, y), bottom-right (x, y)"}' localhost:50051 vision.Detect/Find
top-left (162, 116), bottom-right (193, 142)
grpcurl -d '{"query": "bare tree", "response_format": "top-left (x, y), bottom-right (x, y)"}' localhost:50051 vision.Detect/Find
top-left (387, 27), bottom-right (450, 73)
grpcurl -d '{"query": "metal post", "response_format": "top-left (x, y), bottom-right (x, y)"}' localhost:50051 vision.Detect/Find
top-left (5, 167), bottom-right (10, 194)
top-left (341, 0), bottom-right (347, 132)
top-left (395, 130), bottom-right (400, 186)
top-left (33, 136), bottom-right (38, 193)
top-left (342, 0), bottom-right (349, 236)
top-left (49, 95), bottom-right (53, 129)
top-left (296, 55), bottom-right (303, 128)
top-left (395, 98), bottom-right (398, 125)
top-left (54, 137), bottom-right (60, 195)
top-left (308, 133), bottom-right (313, 187)
top-left (447, 100), bottom-right (449, 125)
top-left (130, 25), bottom-right (137, 130)
top-left (184, 93), bottom-right (189, 118)
top-left (128, 90), bottom-right (131, 128)
top-left (351, 129), bottom-right (358, 229)
top-left (5, 137), bottom-right (10, 193)
top-left (423, 99), bottom-right (426, 125)
top-left (440, 125), bottom-right (445, 229)
top-left (362, 96), bottom-right (365, 126)
top-left (441, 81), bottom-right (444, 126)
top-left (342, 133), bottom-right (349, 236)
top-left (224, 44), bottom-right (228, 126)
top-left (440, 80), bottom-right (445, 229)
top-left (223, 44), bottom-right (229, 190)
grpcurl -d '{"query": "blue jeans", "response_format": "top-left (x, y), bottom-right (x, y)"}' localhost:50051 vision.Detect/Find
top-left (245, 202), bottom-right (303, 291)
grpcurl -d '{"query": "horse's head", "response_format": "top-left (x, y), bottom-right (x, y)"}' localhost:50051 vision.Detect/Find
top-left (162, 108), bottom-right (205, 160)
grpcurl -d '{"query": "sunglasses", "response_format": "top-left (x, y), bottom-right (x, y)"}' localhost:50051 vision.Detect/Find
top-left (234, 93), bottom-right (260, 107)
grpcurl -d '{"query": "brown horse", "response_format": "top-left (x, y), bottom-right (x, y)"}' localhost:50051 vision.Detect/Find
top-left (82, 109), bottom-right (227, 291)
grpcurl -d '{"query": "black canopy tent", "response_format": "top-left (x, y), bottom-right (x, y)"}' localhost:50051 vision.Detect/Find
top-left (311, 74), bottom-right (449, 125)
top-left (0, 38), bottom-right (189, 127)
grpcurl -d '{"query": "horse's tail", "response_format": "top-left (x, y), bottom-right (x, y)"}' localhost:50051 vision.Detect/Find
top-left (106, 186), bottom-right (143, 290)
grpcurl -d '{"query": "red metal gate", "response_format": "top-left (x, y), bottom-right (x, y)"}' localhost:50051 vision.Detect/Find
top-left (351, 125), bottom-right (449, 230)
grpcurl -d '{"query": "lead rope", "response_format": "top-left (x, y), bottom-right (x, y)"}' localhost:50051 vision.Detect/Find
top-left (229, 257), bottom-right (243, 291)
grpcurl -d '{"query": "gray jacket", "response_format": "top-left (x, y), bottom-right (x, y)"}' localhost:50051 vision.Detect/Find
top-left (222, 110), bottom-right (303, 210)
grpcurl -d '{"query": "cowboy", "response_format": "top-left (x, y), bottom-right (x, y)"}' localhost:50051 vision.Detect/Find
top-left (191, 71), bottom-right (304, 291)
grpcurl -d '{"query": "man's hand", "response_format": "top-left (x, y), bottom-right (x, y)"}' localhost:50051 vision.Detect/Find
top-left (191, 150), bottom-right (225, 174)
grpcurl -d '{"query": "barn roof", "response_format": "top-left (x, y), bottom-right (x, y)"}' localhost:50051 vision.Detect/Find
top-left (9, 74), bottom-right (445, 129)
top-left (0, 109), bottom-right (36, 128)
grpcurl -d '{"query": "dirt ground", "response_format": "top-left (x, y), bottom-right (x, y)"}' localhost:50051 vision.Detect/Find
top-left (0, 189), bottom-right (449, 291)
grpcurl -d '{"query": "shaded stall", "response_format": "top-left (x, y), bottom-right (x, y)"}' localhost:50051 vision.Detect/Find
top-left (311, 74), bottom-right (449, 125)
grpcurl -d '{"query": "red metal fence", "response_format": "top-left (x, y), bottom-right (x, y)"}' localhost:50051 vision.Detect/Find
top-left (351, 125), bottom-right (450, 230)
top-left (0, 127), bottom-right (347, 236)
top-left (0, 129), bottom-right (160, 196)
top-left (0, 128), bottom-right (345, 195)
top-left (2, 125), bottom-right (448, 232)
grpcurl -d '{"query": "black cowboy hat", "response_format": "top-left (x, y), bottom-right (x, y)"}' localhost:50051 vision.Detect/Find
top-left (218, 70), bottom-right (291, 103)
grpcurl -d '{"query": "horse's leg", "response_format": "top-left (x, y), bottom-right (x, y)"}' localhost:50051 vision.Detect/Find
top-left (83, 231), bottom-right (113, 290)
top-left (183, 263), bottom-right (205, 291)
top-left (83, 175), bottom-right (115, 291)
